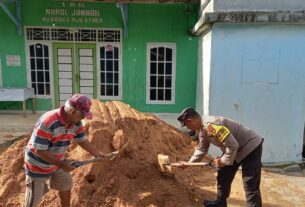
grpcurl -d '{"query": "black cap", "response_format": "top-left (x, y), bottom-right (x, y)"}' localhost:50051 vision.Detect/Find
top-left (177, 107), bottom-right (196, 127)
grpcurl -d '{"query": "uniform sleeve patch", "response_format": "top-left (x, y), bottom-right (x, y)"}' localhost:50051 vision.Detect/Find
top-left (207, 123), bottom-right (230, 143)
top-left (207, 123), bottom-right (216, 136)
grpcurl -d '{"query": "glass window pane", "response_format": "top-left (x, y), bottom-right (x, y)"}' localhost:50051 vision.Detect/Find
top-left (35, 44), bottom-right (43, 57)
top-left (150, 63), bottom-right (156, 74)
top-left (45, 71), bottom-right (50, 82)
top-left (100, 47), bottom-right (105, 59)
top-left (44, 45), bottom-right (49, 57)
top-left (106, 60), bottom-right (113, 71)
top-left (101, 72), bottom-right (105, 83)
top-left (106, 85), bottom-right (113, 96)
top-left (165, 76), bottom-right (172, 88)
top-left (166, 48), bottom-right (172, 61)
top-left (114, 85), bottom-right (118, 96)
top-left (36, 58), bottom-right (43, 70)
top-left (158, 63), bottom-right (164, 74)
top-left (37, 83), bottom-right (44, 94)
top-left (150, 48), bottom-right (157, 61)
top-left (114, 73), bottom-right (118, 84)
top-left (150, 75), bottom-right (156, 87)
top-left (100, 60), bottom-right (105, 71)
top-left (31, 71), bottom-right (36, 82)
top-left (158, 76), bottom-right (164, 87)
top-left (44, 59), bottom-right (49, 70)
top-left (30, 45), bottom-right (34, 57)
top-left (114, 60), bottom-right (118, 72)
top-left (150, 89), bottom-right (156, 100)
top-left (37, 71), bottom-right (44, 82)
top-left (165, 63), bottom-right (172, 75)
top-left (165, 89), bottom-right (171, 100)
top-left (45, 84), bottom-right (50, 95)
top-left (106, 72), bottom-right (113, 83)
top-left (30, 58), bottom-right (35, 69)
top-left (158, 47), bottom-right (164, 61)
top-left (106, 50), bottom-right (113, 59)
top-left (157, 89), bottom-right (164, 100)
top-left (100, 85), bottom-right (105, 96)
top-left (114, 47), bottom-right (118, 59)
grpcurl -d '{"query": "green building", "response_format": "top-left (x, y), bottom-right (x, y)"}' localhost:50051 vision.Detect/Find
top-left (0, 0), bottom-right (199, 120)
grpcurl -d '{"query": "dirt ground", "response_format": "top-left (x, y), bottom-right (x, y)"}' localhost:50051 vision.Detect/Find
top-left (0, 100), bottom-right (304, 207)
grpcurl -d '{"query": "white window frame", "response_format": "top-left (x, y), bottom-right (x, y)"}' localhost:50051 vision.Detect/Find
top-left (25, 41), bottom-right (54, 100)
top-left (146, 43), bottom-right (176, 104)
top-left (96, 42), bottom-right (122, 100)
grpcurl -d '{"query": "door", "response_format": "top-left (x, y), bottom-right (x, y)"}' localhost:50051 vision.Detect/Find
top-left (53, 43), bottom-right (96, 107)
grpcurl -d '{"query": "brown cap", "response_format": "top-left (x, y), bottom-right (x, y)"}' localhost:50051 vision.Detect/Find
top-left (177, 107), bottom-right (197, 127)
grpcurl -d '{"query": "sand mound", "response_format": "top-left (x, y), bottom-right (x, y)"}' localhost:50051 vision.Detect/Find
top-left (0, 100), bottom-right (216, 207)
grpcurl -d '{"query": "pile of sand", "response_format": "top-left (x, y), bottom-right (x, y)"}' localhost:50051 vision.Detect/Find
top-left (0, 100), bottom-right (216, 207)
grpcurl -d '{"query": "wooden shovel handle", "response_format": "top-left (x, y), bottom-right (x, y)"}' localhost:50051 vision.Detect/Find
top-left (171, 162), bottom-right (211, 167)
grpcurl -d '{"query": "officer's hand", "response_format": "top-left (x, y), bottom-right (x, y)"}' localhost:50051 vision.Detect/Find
top-left (175, 161), bottom-right (189, 169)
top-left (213, 158), bottom-right (226, 168)
top-left (60, 160), bottom-right (76, 172)
top-left (191, 140), bottom-right (199, 149)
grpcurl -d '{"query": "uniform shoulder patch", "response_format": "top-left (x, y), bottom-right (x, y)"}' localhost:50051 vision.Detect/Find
top-left (206, 123), bottom-right (230, 143)
top-left (206, 123), bottom-right (217, 136)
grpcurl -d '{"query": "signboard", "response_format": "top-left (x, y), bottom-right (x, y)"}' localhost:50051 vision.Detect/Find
top-left (42, 2), bottom-right (102, 24)
top-left (6, 55), bottom-right (21, 67)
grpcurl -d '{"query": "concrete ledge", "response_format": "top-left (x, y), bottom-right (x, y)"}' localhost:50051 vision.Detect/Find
top-left (153, 113), bottom-right (181, 128)
top-left (192, 11), bottom-right (305, 36)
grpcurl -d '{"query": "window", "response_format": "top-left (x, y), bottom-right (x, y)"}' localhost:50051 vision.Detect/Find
top-left (28, 43), bottom-right (51, 96)
top-left (26, 27), bottom-right (120, 43)
top-left (147, 43), bottom-right (176, 104)
top-left (98, 43), bottom-right (122, 99)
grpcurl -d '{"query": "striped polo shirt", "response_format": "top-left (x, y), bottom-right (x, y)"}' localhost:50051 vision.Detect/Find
top-left (24, 106), bottom-right (87, 177)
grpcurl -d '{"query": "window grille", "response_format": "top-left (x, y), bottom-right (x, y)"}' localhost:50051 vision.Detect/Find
top-left (26, 28), bottom-right (50, 40)
top-left (75, 29), bottom-right (97, 42)
top-left (147, 44), bottom-right (176, 104)
top-left (99, 44), bottom-right (120, 98)
top-left (51, 28), bottom-right (73, 41)
top-left (29, 43), bottom-right (51, 96)
top-left (26, 27), bottom-right (120, 42)
top-left (98, 30), bottom-right (120, 42)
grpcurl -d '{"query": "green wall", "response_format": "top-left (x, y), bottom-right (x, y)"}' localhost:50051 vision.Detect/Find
top-left (0, 2), bottom-right (53, 110)
top-left (0, 0), bottom-right (198, 112)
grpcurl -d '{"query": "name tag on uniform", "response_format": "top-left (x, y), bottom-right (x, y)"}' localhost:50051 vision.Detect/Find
top-left (207, 123), bottom-right (230, 143)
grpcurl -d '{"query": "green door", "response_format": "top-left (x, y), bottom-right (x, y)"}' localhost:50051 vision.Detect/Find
top-left (53, 43), bottom-right (96, 107)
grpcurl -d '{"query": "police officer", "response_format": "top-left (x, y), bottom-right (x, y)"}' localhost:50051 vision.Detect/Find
top-left (177, 108), bottom-right (263, 207)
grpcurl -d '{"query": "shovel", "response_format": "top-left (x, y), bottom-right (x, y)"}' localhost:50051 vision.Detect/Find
top-left (72, 142), bottom-right (128, 168)
top-left (157, 154), bottom-right (216, 174)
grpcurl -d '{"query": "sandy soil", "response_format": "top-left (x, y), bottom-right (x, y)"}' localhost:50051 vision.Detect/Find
top-left (0, 100), bottom-right (304, 207)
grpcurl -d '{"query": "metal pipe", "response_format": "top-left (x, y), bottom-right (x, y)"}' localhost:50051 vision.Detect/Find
top-left (117, 3), bottom-right (128, 37)
top-left (0, 0), bottom-right (20, 26)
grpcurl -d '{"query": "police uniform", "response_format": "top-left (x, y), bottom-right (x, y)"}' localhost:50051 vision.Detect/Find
top-left (189, 116), bottom-right (263, 207)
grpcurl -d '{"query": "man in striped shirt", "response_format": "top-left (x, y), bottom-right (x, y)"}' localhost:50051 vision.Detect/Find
top-left (24, 94), bottom-right (103, 207)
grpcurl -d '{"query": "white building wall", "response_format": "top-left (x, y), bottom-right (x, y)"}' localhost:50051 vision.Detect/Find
top-left (207, 24), bottom-right (305, 163)
top-left (196, 30), bottom-right (213, 116)
top-left (208, 0), bottom-right (305, 12)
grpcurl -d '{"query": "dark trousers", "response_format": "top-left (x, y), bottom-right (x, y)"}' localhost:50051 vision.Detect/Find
top-left (217, 142), bottom-right (263, 207)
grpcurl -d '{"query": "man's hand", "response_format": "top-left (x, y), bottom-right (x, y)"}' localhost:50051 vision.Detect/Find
top-left (191, 140), bottom-right (199, 149)
top-left (56, 160), bottom-right (75, 172)
top-left (175, 161), bottom-right (189, 169)
top-left (36, 150), bottom-right (76, 172)
top-left (213, 158), bottom-right (226, 168)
